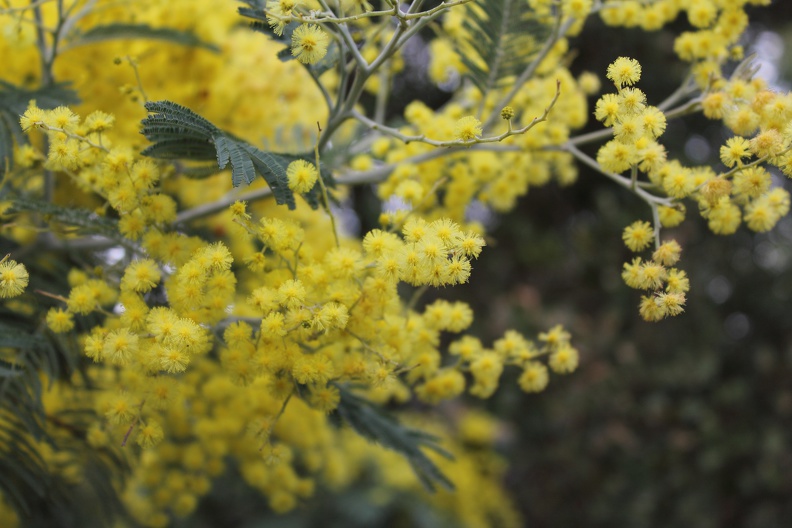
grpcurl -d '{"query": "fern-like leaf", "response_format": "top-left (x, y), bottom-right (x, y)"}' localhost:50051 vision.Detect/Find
top-left (457, 0), bottom-right (551, 96)
top-left (7, 197), bottom-right (122, 241)
top-left (331, 385), bottom-right (455, 492)
top-left (71, 23), bottom-right (219, 51)
top-left (141, 100), bottom-right (334, 209)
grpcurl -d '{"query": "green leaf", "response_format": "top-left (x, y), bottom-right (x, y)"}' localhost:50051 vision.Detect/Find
top-left (0, 80), bottom-right (80, 115)
top-left (140, 137), bottom-right (217, 160)
top-left (227, 140), bottom-right (258, 187)
top-left (71, 23), bottom-right (219, 51)
top-left (142, 100), bottom-right (218, 134)
top-left (141, 100), bottom-right (334, 210)
top-left (7, 197), bottom-right (122, 240)
top-left (331, 386), bottom-right (455, 492)
top-left (457, 0), bottom-right (551, 95)
top-left (240, 143), bottom-right (295, 207)
top-left (175, 162), bottom-right (223, 179)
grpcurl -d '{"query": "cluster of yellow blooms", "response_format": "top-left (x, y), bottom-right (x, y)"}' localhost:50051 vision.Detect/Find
top-left (1, 0), bottom-right (551, 524)
top-left (1, 0), bottom-right (791, 525)
top-left (595, 53), bottom-right (791, 320)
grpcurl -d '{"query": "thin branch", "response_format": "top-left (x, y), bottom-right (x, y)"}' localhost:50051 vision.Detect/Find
top-left (352, 79), bottom-right (561, 147)
top-left (173, 142), bottom-right (521, 225)
top-left (564, 143), bottom-right (673, 206)
top-left (657, 72), bottom-right (696, 112)
top-left (564, 96), bottom-right (703, 148)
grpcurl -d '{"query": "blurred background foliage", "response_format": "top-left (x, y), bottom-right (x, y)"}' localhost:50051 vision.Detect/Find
top-left (350, 2), bottom-right (792, 527)
top-left (476, 3), bottom-right (792, 527)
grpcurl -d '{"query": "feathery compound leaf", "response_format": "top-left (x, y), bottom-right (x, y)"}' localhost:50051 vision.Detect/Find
top-left (141, 137), bottom-right (217, 160)
top-left (142, 100), bottom-right (333, 210)
top-left (142, 100), bottom-right (218, 135)
top-left (331, 386), bottom-right (455, 492)
top-left (8, 197), bottom-right (122, 240)
top-left (227, 140), bottom-right (258, 187)
top-left (71, 23), bottom-right (219, 51)
top-left (456, 0), bottom-right (551, 95)
top-left (0, 80), bottom-right (80, 114)
top-left (239, 143), bottom-right (295, 207)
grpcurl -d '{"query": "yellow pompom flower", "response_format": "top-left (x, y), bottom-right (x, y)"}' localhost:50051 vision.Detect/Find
top-left (105, 393), bottom-right (136, 425)
top-left (701, 177), bottom-right (732, 205)
top-left (621, 257), bottom-right (644, 289)
top-left (136, 420), bottom-right (164, 448)
top-left (549, 345), bottom-right (579, 374)
top-left (562, 0), bottom-right (593, 19)
top-left (454, 116), bottom-right (483, 141)
top-left (597, 139), bottom-right (637, 173)
top-left (622, 220), bottom-right (654, 252)
top-left (103, 329), bottom-right (140, 366)
top-left (749, 128), bottom-right (785, 158)
top-left (44, 106), bottom-right (80, 132)
top-left (606, 57), bottom-right (642, 89)
top-left (19, 101), bottom-right (46, 130)
top-left (707, 197), bottom-right (741, 235)
top-left (291, 24), bottom-right (329, 65)
top-left (719, 136), bottom-right (751, 167)
top-left (286, 160), bottom-right (318, 193)
top-left (638, 261), bottom-right (667, 290)
top-left (46, 308), bottom-right (75, 333)
top-left (687, 0), bottom-right (717, 28)
top-left (639, 295), bottom-right (666, 322)
top-left (594, 93), bottom-right (620, 126)
top-left (652, 240), bottom-right (682, 266)
top-left (267, 0), bottom-right (299, 36)
top-left (121, 259), bottom-right (161, 293)
top-left (656, 292), bottom-right (686, 317)
top-left (308, 385), bottom-right (341, 413)
top-left (84, 110), bottom-right (115, 133)
top-left (702, 92), bottom-right (728, 119)
top-left (519, 362), bottom-right (549, 393)
top-left (658, 204), bottom-right (685, 228)
top-left (0, 257), bottom-right (29, 298)
top-left (666, 269), bottom-right (690, 294)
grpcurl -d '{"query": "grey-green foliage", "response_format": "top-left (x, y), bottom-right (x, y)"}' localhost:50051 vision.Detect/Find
top-left (70, 23), bottom-right (220, 51)
top-left (8, 197), bottom-right (122, 241)
top-left (141, 100), bottom-right (334, 210)
top-left (0, 300), bottom-right (125, 526)
top-left (0, 81), bottom-right (80, 177)
top-left (331, 385), bottom-right (455, 492)
top-left (458, 0), bottom-right (551, 95)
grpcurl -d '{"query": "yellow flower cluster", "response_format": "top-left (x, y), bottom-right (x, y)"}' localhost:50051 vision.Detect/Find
top-left (595, 58), bottom-right (667, 175)
top-left (18, 103), bottom-right (182, 241)
top-left (593, 52), bottom-right (791, 321)
top-left (0, 1), bottom-right (556, 525)
top-left (622, 240), bottom-right (688, 321)
top-left (600, 0), bottom-right (768, 80)
top-left (368, 73), bottom-right (587, 217)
